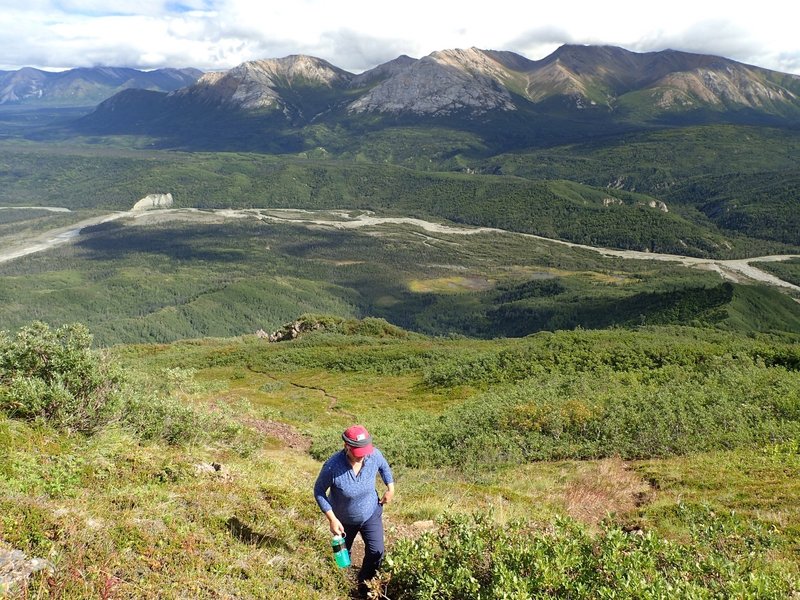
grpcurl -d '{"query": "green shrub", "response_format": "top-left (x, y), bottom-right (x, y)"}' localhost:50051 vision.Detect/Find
top-left (119, 392), bottom-right (213, 445)
top-left (374, 360), bottom-right (800, 469)
top-left (0, 322), bottom-right (247, 447)
top-left (0, 322), bottom-right (123, 434)
top-left (118, 380), bottom-right (248, 448)
top-left (380, 510), bottom-right (797, 599)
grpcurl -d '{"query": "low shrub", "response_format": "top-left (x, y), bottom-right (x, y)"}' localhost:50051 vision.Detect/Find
top-left (372, 362), bottom-right (800, 469)
top-left (0, 322), bottom-right (123, 434)
top-left (0, 322), bottom-right (246, 448)
top-left (379, 510), bottom-right (797, 599)
top-left (119, 391), bottom-right (217, 445)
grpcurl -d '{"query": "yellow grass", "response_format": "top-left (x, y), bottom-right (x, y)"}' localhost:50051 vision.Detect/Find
top-left (408, 276), bottom-right (495, 293)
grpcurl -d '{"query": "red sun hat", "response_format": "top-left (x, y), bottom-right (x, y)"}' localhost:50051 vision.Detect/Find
top-left (342, 425), bottom-right (374, 458)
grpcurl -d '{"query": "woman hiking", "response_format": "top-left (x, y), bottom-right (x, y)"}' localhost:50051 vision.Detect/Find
top-left (314, 425), bottom-right (395, 596)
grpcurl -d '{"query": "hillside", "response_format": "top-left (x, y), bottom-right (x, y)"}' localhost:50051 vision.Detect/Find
top-left (1, 320), bottom-right (799, 597)
top-left (2, 143), bottom-right (800, 255)
top-left (480, 125), bottom-right (800, 246)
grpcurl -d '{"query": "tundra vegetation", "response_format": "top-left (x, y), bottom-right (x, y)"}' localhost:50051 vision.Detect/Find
top-left (1, 319), bottom-right (799, 598)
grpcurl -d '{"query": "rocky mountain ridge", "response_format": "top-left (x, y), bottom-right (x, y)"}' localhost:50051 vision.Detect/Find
top-left (147, 44), bottom-right (800, 118)
top-left (74, 45), bottom-right (800, 152)
top-left (171, 55), bottom-right (349, 111)
top-left (349, 48), bottom-right (518, 115)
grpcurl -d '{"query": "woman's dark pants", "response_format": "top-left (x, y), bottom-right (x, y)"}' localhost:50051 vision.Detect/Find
top-left (344, 503), bottom-right (384, 584)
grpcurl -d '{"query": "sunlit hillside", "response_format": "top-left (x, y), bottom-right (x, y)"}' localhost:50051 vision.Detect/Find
top-left (1, 319), bottom-right (799, 597)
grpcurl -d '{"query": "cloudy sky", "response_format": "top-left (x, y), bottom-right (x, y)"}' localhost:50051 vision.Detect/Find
top-left (2, 0), bottom-right (799, 75)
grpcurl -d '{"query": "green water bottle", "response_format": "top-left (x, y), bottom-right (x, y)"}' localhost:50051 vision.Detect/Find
top-left (331, 533), bottom-right (351, 568)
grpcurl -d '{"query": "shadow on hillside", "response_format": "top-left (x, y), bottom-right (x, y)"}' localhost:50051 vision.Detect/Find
top-left (77, 222), bottom-right (249, 262)
top-left (226, 516), bottom-right (291, 550)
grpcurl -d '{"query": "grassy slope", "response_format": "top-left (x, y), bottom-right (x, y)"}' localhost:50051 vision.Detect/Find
top-left (2, 324), bottom-right (799, 597)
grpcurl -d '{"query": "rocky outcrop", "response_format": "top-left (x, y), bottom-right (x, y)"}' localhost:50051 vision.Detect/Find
top-left (653, 66), bottom-right (798, 110)
top-left (265, 318), bottom-right (326, 342)
top-left (603, 197), bottom-right (667, 212)
top-left (0, 545), bottom-right (53, 595)
top-left (351, 55), bottom-right (418, 86)
top-left (132, 193), bottom-right (173, 211)
top-left (648, 200), bottom-right (669, 213)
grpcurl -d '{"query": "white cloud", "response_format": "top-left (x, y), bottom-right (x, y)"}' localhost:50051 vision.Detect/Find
top-left (1, 0), bottom-right (798, 74)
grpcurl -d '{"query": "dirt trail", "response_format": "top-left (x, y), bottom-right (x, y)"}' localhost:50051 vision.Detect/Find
top-left (2, 207), bottom-right (798, 294)
top-left (246, 363), bottom-right (357, 421)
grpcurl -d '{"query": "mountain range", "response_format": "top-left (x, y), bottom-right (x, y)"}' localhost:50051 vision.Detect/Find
top-left (69, 44), bottom-right (800, 152)
top-left (106, 45), bottom-right (800, 117)
top-left (0, 66), bottom-right (202, 106)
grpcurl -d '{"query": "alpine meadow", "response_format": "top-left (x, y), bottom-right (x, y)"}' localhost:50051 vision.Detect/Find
top-left (1, 42), bottom-right (799, 599)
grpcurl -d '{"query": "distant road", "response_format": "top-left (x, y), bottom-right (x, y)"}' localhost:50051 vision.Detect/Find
top-left (0, 206), bottom-right (71, 212)
top-left (1, 207), bottom-right (799, 294)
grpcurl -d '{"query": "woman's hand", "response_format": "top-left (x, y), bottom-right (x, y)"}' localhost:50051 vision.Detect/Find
top-left (326, 511), bottom-right (345, 536)
top-left (380, 483), bottom-right (395, 506)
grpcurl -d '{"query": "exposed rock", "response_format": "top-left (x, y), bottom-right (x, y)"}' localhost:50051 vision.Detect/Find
top-left (132, 193), bottom-right (173, 211)
top-left (193, 462), bottom-right (221, 474)
top-left (0, 545), bottom-right (53, 596)
top-left (172, 55), bottom-right (351, 111)
top-left (603, 197), bottom-right (624, 206)
top-left (193, 462), bottom-right (231, 480)
top-left (655, 65), bottom-right (798, 109)
top-left (351, 55), bottom-right (418, 86)
top-left (349, 48), bottom-right (517, 116)
top-left (411, 520), bottom-right (436, 532)
top-left (607, 176), bottom-right (627, 189)
top-left (266, 318), bottom-right (326, 342)
top-left (648, 200), bottom-right (669, 212)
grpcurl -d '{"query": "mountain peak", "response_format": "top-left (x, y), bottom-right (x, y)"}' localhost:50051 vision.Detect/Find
top-left (237, 55), bottom-right (351, 85)
top-left (182, 55), bottom-right (353, 111)
top-left (348, 47), bottom-right (517, 116)
top-left (428, 47), bottom-right (509, 77)
top-left (352, 55), bottom-right (418, 86)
